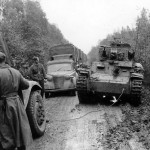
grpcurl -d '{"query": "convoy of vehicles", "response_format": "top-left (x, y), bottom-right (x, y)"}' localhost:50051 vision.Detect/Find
top-left (44, 44), bottom-right (87, 97)
top-left (76, 41), bottom-right (144, 105)
top-left (0, 27), bottom-right (144, 141)
top-left (0, 33), bottom-right (46, 137)
top-left (49, 44), bottom-right (87, 65)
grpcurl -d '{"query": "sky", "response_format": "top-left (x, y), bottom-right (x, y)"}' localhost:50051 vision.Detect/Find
top-left (39, 0), bottom-right (150, 54)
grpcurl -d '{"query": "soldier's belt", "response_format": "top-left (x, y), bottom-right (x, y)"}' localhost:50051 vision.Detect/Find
top-left (0, 92), bottom-right (18, 100)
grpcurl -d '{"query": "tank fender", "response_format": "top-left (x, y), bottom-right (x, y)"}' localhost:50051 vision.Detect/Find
top-left (22, 80), bottom-right (42, 109)
top-left (131, 72), bottom-right (144, 80)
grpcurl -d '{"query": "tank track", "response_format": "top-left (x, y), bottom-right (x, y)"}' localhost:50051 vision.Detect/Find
top-left (76, 69), bottom-right (91, 103)
top-left (76, 74), bottom-right (88, 91)
top-left (131, 79), bottom-right (143, 97)
top-left (76, 69), bottom-right (97, 104)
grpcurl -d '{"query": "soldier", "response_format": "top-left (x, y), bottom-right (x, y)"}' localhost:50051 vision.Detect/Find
top-left (110, 51), bottom-right (117, 60)
top-left (118, 52), bottom-right (124, 61)
top-left (128, 50), bottom-right (135, 61)
top-left (101, 47), bottom-right (107, 58)
top-left (0, 52), bottom-right (32, 150)
top-left (28, 56), bottom-right (46, 96)
top-left (19, 62), bottom-right (29, 79)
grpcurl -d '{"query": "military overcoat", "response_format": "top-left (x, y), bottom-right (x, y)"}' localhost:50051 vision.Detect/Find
top-left (0, 64), bottom-right (32, 149)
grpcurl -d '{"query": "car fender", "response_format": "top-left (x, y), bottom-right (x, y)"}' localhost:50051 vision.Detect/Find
top-left (72, 76), bottom-right (76, 86)
top-left (22, 80), bottom-right (42, 109)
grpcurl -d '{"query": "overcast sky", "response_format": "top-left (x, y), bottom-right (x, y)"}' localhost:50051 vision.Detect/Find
top-left (39, 0), bottom-right (150, 54)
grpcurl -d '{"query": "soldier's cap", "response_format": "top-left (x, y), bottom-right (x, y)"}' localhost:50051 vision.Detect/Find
top-left (0, 52), bottom-right (6, 62)
top-left (33, 56), bottom-right (39, 61)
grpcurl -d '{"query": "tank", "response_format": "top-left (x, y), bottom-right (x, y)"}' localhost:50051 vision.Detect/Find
top-left (76, 41), bottom-right (144, 105)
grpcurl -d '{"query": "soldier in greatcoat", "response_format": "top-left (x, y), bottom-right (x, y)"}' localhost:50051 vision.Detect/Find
top-left (0, 52), bottom-right (32, 150)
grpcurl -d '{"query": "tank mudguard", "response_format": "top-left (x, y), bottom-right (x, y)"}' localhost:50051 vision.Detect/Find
top-left (131, 72), bottom-right (144, 79)
top-left (22, 80), bottom-right (42, 109)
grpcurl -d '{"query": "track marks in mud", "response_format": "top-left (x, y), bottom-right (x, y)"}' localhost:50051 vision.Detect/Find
top-left (65, 103), bottom-right (124, 150)
top-left (30, 96), bottom-right (125, 150)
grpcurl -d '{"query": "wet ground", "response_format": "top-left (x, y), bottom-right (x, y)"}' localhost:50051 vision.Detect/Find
top-left (29, 93), bottom-right (146, 150)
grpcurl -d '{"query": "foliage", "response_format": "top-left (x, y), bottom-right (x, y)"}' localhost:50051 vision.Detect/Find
top-left (87, 46), bottom-right (99, 64)
top-left (1, 0), bottom-right (67, 68)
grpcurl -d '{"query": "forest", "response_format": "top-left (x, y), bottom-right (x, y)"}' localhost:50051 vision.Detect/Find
top-left (0, 0), bottom-right (68, 67)
top-left (88, 8), bottom-right (150, 82)
top-left (1, 0), bottom-right (150, 81)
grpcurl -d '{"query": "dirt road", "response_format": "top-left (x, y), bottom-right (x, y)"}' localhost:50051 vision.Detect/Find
top-left (29, 94), bottom-right (145, 150)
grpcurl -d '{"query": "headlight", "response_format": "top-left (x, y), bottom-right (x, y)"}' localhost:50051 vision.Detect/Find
top-left (47, 75), bottom-right (53, 81)
top-left (65, 76), bottom-right (74, 80)
top-left (65, 76), bottom-right (71, 80)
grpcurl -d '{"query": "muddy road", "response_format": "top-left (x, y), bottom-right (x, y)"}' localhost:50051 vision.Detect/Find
top-left (29, 94), bottom-right (145, 150)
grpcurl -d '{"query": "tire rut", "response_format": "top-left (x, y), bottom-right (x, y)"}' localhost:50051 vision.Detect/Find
top-left (29, 96), bottom-right (124, 150)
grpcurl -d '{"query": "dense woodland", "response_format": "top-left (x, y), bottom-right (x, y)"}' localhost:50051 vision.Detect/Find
top-left (0, 0), bottom-right (68, 67)
top-left (1, 0), bottom-right (150, 79)
top-left (88, 8), bottom-right (150, 79)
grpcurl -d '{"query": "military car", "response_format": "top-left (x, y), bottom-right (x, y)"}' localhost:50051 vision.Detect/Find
top-left (23, 80), bottom-right (46, 137)
top-left (77, 41), bottom-right (144, 105)
top-left (44, 58), bottom-right (78, 97)
top-left (44, 44), bottom-right (88, 98)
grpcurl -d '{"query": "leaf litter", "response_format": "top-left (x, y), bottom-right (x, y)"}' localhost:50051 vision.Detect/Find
top-left (101, 86), bottom-right (150, 150)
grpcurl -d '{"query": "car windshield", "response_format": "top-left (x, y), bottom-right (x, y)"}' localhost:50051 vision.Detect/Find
top-left (47, 63), bottom-right (72, 73)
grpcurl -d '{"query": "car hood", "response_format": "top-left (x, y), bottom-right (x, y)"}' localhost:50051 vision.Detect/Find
top-left (47, 71), bottom-right (75, 77)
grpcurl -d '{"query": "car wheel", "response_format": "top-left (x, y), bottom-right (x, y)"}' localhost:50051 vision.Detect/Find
top-left (26, 91), bottom-right (46, 138)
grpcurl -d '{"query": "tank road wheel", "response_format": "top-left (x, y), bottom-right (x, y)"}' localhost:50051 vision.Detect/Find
top-left (26, 91), bottom-right (46, 137)
top-left (130, 79), bottom-right (142, 106)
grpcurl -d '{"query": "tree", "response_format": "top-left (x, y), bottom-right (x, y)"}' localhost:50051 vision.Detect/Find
top-left (1, 0), bottom-right (68, 67)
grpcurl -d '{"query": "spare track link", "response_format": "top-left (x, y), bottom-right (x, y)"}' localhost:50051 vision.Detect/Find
top-left (131, 79), bottom-right (142, 97)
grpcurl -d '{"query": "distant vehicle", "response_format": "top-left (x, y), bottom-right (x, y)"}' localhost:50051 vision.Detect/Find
top-left (44, 44), bottom-right (87, 97)
top-left (44, 59), bottom-right (78, 97)
top-left (49, 44), bottom-right (87, 66)
top-left (76, 41), bottom-right (144, 106)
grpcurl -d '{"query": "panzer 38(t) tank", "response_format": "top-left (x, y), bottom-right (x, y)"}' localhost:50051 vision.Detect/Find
top-left (76, 41), bottom-right (144, 105)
